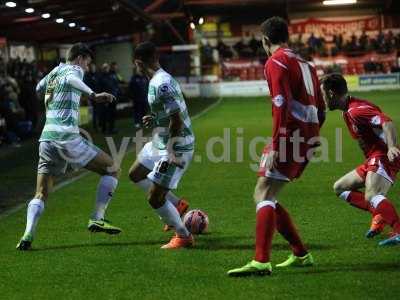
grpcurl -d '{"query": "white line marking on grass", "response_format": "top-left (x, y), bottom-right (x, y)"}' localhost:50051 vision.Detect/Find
top-left (0, 98), bottom-right (223, 220)
top-left (0, 172), bottom-right (89, 220)
top-left (191, 98), bottom-right (222, 121)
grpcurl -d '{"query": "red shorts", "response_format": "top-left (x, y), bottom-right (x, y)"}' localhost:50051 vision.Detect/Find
top-left (356, 156), bottom-right (400, 184)
top-left (258, 144), bottom-right (310, 181)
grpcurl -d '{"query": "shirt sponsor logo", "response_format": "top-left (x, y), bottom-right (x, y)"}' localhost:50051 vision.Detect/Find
top-left (370, 115), bottom-right (381, 125)
top-left (272, 95), bottom-right (284, 107)
top-left (161, 85), bottom-right (169, 92)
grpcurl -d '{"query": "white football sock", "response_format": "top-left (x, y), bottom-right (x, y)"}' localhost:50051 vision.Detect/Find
top-left (23, 198), bottom-right (45, 238)
top-left (370, 194), bottom-right (386, 209)
top-left (92, 175), bottom-right (118, 220)
top-left (256, 199), bottom-right (277, 212)
top-left (135, 178), bottom-right (152, 191)
top-left (155, 201), bottom-right (190, 238)
top-left (135, 179), bottom-right (181, 206)
top-left (165, 192), bottom-right (180, 206)
top-left (339, 191), bottom-right (351, 202)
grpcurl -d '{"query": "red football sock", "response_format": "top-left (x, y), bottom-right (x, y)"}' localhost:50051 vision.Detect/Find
top-left (276, 203), bottom-right (307, 257)
top-left (254, 205), bottom-right (276, 263)
top-left (375, 199), bottom-right (400, 234)
top-left (346, 191), bottom-right (375, 214)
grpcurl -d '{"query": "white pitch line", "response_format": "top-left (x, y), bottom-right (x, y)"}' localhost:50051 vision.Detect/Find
top-left (191, 97), bottom-right (222, 121)
top-left (0, 172), bottom-right (89, 220)
top-left (0, 98), bottom-right (222, 220)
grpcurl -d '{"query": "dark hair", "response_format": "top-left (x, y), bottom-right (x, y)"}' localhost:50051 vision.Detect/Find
top-left (67, 43), bottom-right (93, 61)
top-left (134, 42), bottom-right (157, 64)
top-left (260, 16), bottom-right (289, 44)
top-left (321, 73), bottom-right (348, 96)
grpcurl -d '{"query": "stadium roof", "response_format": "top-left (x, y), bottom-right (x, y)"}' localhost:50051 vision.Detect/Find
top-left (0, 0), bottom-right (184, 43)
top-left (0, 0), bottom-right (398, 44)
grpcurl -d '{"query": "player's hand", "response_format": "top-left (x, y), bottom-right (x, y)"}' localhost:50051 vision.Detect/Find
top-left (168, 153), bottom-right (185, 169)
top-left (265, 150), bottom-right (279, 171)
top-left (142, 115), bottom-right (154, 128)
top-left (387, 146), bottom-right (400, 162)
top-left (94, 92), bottom-right (116, 103)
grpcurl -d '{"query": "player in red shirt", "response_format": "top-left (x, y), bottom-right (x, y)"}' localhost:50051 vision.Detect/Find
top-left (321, 73), bottom-right (400, 246)
top-left (228, 17), bottom-right (326, 277)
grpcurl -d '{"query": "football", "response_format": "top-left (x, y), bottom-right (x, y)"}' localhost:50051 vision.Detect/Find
top-left (183, 209), bottom-right (209, 234)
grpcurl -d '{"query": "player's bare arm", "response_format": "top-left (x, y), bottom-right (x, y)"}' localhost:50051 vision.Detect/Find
top-left (90, 92), bottom-right (116, 104)
top-left (382, 121), bottom-right (400, 162)
top-left (142, 114), bottom-right (154, 128)
top-left (65, 74), bottom-right (116, 104)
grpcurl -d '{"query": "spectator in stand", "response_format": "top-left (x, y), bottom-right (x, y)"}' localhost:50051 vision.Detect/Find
top-left (370, 35), bottom-right (379, 51)
top-left (109, 62), bottom-right (123, 133)
top-left (99, 63), bottom-right (119, 134)
top-left (307, 33), bottom-right (318, 54)
top-left (377, 30), bottom-right (385, 47)
top-left (18, 62), bottom-right (39, 130)
top-left (84, 63), bottom-right (101, 131)
top-left (359, 31), bottom-right (369, 51)
top-left (201, 41), bottom-right (214, 66)
top-left (217, 28), bottom-right (400, 79)
top-left (316, 36), bottom-right (328, 56)
top-left (333, 34), bottom-right (343, 51)
top-left (128, 65), bottom-right (149, 129)
top-left (110, 61), bottom-right (125, 83)
top-left (0, 62), bottom-right (23, 146)
top-left (248, 34), bottom-right (261, 57)
top-left (217, 39), bottom-right (233, 59)
top-left (345, 34), bottom-right (359, 53)
top-left (395, 32), bottom-right (400, 49)
top-left (233, 38), bottom-right (245, 57)
top-left (382, 30), bottom-right (395, 53)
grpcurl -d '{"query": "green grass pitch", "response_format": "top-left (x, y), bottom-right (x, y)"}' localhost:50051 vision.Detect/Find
top-left (1, 90), bottom-right (400, 299)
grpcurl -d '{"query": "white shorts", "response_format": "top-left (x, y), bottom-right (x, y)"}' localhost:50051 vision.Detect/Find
top-left (38, 137), bottom-right (99, 176)
top-left (138, 142), bottom-right (193, 190)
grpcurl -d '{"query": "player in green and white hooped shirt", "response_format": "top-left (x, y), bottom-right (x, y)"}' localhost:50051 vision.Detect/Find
top-left (128, 42), bottom-right (194, 249)
top-left (16, 43), bottom-right (122, 251)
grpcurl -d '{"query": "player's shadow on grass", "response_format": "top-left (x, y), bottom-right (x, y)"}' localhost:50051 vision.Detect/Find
top-left (33, 240), bottom-right (163, 251)
top-left (193, 235), bottom-right (336, 251)
top-left (287, 262), bottom-right (400, 275)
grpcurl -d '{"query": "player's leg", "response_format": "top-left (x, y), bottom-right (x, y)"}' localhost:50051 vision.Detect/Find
top-left (17, 141), bottom-right (64, 250)
top-left (333, 169), bottom-right (372, 212)
top-left (16, 173), bottom-right (53, 250)
top-left (253, 176), bottom-right (286, 263)
top-left (227, 177), bottom-right (285, 277)
top-left (84, 149), bottom-right (122, 234)
top-left (128, 145), bottom-right (190, 231)
top-left (263, 175), bottom-right (314, 268)
top-left (128, 159), bottom-right (185, 207)
top-left (274, 202), bottom-right (314, 268)
top-left (364, 172), bottom-right (400, 245)
top-left (148, 182), bottom-right (193, 249)
top-left (145, 156), bottom-right (193, 249)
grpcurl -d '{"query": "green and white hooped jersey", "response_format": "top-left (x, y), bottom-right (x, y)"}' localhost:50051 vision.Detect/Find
top-left (148, 69), bottom-right (195, 152)
top-left (39, 63), bottom-right (84, 142)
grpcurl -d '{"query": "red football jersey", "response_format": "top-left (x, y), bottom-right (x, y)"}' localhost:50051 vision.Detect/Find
top-left (343, 96), bottom-right (392, 158)
top-left (264, 47), bottom-right (325, 152)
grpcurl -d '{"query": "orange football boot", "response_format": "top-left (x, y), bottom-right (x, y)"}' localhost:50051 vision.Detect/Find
top-left (366, 214), bottom-right (385, 238)
top-left (161, 234), bottom-right (194, 249)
